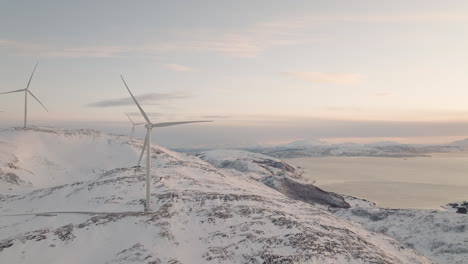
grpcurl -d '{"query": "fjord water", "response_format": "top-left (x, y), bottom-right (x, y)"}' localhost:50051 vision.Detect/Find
top-left (287, 153), bottom-right (468, 209)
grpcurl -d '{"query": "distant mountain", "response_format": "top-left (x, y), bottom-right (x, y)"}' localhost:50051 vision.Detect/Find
top-left (364, 141), bottom-right (402, 147)
top-left (449, 138), bottom-right (468, 146)
top-left (248, 139), bottom-right (467, 159)
top-left (279, 139), bottom-right (328, 148)
top-left (0, 127), bottom-right (432, 264)
top-left (254, 143), bottom-right (428, 159)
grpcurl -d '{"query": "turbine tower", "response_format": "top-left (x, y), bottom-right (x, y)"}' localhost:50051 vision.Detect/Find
top-left (121, 75), bottom-right (212, 211)
top-left (0, 63), bottom-right (48, 127)
top-left (126, 113), bottom-right (144, 137)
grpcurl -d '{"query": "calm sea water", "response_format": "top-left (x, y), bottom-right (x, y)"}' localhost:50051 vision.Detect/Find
top-left (286, 153), bottom-right (468, 209)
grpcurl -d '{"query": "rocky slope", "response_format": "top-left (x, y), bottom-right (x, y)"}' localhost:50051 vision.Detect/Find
top-left (333, 196), bottom-right (468, 264)
top-left (197, 149), bottom-right (349, 209)
top-left (445, 201), bottom-right (468, 214)
top-left (0, 127), bottom-right (432, 263)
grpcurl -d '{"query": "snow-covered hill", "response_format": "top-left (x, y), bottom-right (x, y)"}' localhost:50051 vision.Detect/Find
top-left (0, 127), bottom-right (143, 192)
top-left (333, 196), bottom-right (468, 264)
top-left (197, 149), bottom-right (350, 209)
top-left (0, 127), bottom-right (432, 264)
top-left (444, 201), bottom-right (468, 214)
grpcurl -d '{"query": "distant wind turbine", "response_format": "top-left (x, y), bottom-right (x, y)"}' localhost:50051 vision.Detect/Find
top-left (126, 113), bottom-right (145, 137)
top-left (0, 63), bottom-right (48, 127)
top-left (121, 75), bottom-right (212, 211)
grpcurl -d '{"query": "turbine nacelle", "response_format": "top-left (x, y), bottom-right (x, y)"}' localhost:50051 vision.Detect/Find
top-left (0, 63), bottom-right (48, 127)
top-left (121, 74), bottom-right (212, 211)
top-left (126, 113), bottom-right (144, 137)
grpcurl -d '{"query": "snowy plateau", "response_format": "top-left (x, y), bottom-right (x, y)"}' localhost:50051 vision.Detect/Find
top-left (0, 127), bottom-right (458, 264)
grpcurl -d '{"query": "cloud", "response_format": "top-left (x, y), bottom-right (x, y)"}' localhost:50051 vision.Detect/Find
top-left (150, 34), bottom-right (262, 58)
top-left (258, 13), bottom-right (468, 29)
top-left (45, 46), bottom-right (131, 58)
top-left (127, 112), bottom-right (167, 117)
top-left (87, 92), bottom-right (191, 107)
top-left (165, 63), bottom-right (195, 72)
top-left (200, 115), bottom-right (231, 119)
top-left (0, 39), bottom-right (130, 58)
top-left (0, 36), bottom-right (262, 58)
top-left (0, 39), bottom-right (43, 55)
top-left (284, 71), bottom-right (363, 85)
top-left (374, 93), bottom-right (392, 96)
top-left (327, 107), bottom-right (363, 112)
top-left (2, 12), bottom-right (467, 59)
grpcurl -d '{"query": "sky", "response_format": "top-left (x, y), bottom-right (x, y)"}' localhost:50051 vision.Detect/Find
top-left (1, 0), bottom-right (468, 148)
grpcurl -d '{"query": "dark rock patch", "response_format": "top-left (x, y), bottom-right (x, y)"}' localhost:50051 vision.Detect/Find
top-left (0, 240), bottom-right (13, 252)
top-left (261, 176), bottom-right (350, 209)
top-left (0, 171), bottom-right (24, 185)
top-left (54, 224), bottom-right (75, 241)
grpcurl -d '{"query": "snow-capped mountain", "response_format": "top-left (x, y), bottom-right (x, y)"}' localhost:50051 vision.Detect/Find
top-left (248, 140), bottom-right (467, 159)
top-left (252, 143), bottom-right (428, 158)
top-left (449, 138), bottom-right (468, 147)
top-left (278, 139), bottom-right (328, 148)
top-left (0, 127), bottom-right (432, 264)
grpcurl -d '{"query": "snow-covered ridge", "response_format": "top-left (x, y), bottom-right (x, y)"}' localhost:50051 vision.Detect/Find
top-left (444, 201), bottom-right (468, 214)
top-left (0, 126), bottom-right (196, 191)
top-left (333, 196), bottom-right (468, 264)
top-left (197, 149), bottom-right (350, 209)
top-left (0, 127), bottom-right (433, 263)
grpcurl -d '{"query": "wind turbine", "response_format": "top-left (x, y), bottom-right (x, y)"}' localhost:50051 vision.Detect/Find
top-left (126, 113), bottom-right (144, 137)
top-left (0, 63), bottom-right (48, 128)
top-left (121, 75), bottom-right (212, 211)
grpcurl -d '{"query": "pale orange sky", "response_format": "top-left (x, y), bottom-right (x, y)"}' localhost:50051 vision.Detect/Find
top-left (1, 1), bottom-right (468, 147)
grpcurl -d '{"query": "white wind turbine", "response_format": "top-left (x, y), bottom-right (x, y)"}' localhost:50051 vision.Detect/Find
top-left (126, 113), bottom-right (145, 137)
top-left (0, 63), bottom-right (48, 128)
top-left (121, 75), bottom-right (212, 211)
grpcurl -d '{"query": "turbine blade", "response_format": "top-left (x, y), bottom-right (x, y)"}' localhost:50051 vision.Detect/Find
top-left (27, 90), bottom-right (48, 112)
top-left (120, 75), bottom-right (151, 124)
top-left (126, 113), bottom-right (135, 124)
top-left (26, 63), bottom-right (38, 90)
top-left (0, 89), bottom-right (25, 95)
top-left (137, 133), bottom-right (148, 167)
top-left (152, 120), bottom-right (212, 128)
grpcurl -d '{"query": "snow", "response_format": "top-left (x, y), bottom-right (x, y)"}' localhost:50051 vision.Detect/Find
top-left (196, 149), bottom-right (302, 180)
top-left (449, 138), bottom-right (468, 147)
top-left (253, 140), bottom-right (467, 159)
top-left (197, 149), bottom-right (349, 209)
top-left (0, 127), bottom-right (433, 263)
top-left (333, 196), bottom-right (468, 264)
top-left (280, 139), bottom-right (328, 148)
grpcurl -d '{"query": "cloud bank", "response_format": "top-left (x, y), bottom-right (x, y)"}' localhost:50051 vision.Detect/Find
top-left (165, 63), bottom-right (195, 72)
top-left (87, 92), bottom-right (191, 107)
top-left (284, 71), bottom-right (363, 85)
